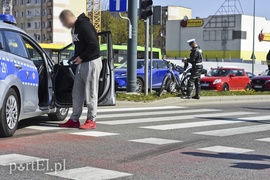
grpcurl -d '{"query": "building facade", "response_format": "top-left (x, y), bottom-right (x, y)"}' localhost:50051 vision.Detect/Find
top-left (155, 6), bottom-right (192, 54)
top-left (1, 0), bottom-right (86, 45)
top-left (166, 14), bottom-right (270, 63)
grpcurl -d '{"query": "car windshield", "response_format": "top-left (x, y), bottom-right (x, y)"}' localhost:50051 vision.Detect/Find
top-left (261, 70), bottom-right (270, 76)
top-left (116, 61), bottom-right (144, 69)
top-left (207, 69), bottom-right (231, 77)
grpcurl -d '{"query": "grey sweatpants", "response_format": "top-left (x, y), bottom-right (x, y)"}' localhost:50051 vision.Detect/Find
top-left (70, 58), bottom-right (102, 121)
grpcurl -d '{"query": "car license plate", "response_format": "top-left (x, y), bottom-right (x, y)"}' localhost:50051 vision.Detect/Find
top-left (201, 83), bottom-right (209, 87)
top-left (254, 85), bottom-right (262, 89)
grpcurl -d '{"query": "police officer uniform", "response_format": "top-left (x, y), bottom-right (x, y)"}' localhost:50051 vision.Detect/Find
top-left (183, 39), bottom-right (203, 99)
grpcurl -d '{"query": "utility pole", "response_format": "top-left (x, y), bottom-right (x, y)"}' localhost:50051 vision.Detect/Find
top-left (144, 18), bottom-right (149, 96)
top-left (149, 11), bottom-right (154, 93)
top-left (251, 0), bottom-right (256, 74)
top-left (127, 0), bottom-right (138, 92)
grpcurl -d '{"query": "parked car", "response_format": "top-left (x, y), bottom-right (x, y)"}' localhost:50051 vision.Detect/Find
top-left (200, 68), bottom-right (251, 91)
top-left (115, 59), bottom-right (181, 93)
top-left (251, 70), bottom-right (270, 91)
top-left (0, 15), bottom-right (115, 137)
top-left (246, 72), bottom-right (256, 79)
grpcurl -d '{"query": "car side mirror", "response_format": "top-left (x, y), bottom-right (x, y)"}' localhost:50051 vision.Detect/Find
top-left (230, 74), bottom-right (235, 77)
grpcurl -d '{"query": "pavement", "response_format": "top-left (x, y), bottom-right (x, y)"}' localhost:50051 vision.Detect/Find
top-left (0, 96), bottom-right (270, 180)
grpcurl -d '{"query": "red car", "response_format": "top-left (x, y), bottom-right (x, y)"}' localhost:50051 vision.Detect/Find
top-left (200, 68), bottom-right (251, 91)
top-left (251, 70), bottom-right (270, 91)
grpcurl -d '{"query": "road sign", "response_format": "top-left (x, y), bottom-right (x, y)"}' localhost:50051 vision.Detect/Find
top-left (109, 0), bottom-right (127, 12)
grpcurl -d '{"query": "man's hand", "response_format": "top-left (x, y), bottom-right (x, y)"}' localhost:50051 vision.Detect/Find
top-left (74, 56), bottom-right (83, 64)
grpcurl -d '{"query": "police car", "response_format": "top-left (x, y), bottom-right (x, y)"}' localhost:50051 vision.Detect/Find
top-left (0, 14), bottom-right (115, 137)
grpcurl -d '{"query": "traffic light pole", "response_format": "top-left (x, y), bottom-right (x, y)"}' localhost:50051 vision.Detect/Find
top-left (144, 18), bottom-right (149, 96)
top-left (127, 0), bottom-right (138, 92)
top-left (149, 7), bottom-right (154, 93)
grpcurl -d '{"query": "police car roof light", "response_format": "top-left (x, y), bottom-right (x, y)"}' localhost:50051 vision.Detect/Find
top-left (0, 14), bottom-right (16, 25)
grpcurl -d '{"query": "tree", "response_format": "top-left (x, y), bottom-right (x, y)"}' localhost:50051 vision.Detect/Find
top-left (101, 11), bottom-right (161, 47)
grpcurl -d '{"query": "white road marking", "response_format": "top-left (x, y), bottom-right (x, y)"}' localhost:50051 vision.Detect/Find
top-left (129, 138), bottom-right (182, 145)
top-left (238, 115), bottom-right (270, 121)
top-left (71, 131), bottom-right (119, 137)
top-left (0, 154), bottom-right (46, 166)
top-left (198, 146), bottom-right (254, 154)
top-left (98, 109), bottom-right (220, 119)
top-left (98, 111), bottom-right (255, 125)
top-left (46, 166), bottom-right (132, 180)
top-left (141, 120), bottom-right (244, 130)
top-left (93, 106), bottom-right (185, 113)
top-left (256, 137), bottom-right (270, 142)
top-left (194, 124), bottom-right (270, 137)
top-left (26, 126), bottom-right (67, 131)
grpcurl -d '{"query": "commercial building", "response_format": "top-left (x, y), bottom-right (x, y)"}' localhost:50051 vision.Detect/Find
top-left (155, 6), bottom-right (192, 54)
top-left (1, 0), bottom-right (86, 44)
top-left (166, 14), bottom-right (270, 63)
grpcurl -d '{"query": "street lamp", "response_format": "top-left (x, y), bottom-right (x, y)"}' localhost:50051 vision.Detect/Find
top-left (251, 0), bottom-right (256, 73)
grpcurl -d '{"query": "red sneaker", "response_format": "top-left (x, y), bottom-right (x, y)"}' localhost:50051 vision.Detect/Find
top-left (79, 120), bottom-right (96, 129)
top-left (59, 119), bottom-right (80, 128)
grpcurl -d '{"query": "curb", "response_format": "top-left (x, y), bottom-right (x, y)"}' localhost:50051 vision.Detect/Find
top-left (116, 95), bottom-right (270, 107)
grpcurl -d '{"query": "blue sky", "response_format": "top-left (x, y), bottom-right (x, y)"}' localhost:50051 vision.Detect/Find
top-left (103, 0), bottom-right (270, 19)
top-left (153, 0), bottom-right (269, 19)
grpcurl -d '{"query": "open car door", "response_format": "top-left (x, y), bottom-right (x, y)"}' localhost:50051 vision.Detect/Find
top-left (53, 31), bottom-right (115, 107)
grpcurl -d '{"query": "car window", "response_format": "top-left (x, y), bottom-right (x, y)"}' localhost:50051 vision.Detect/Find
top-left (0, 32), bottom-right (5, 50)
top-left (157, 61), bottom-right (168, 69)
top-left (22, 37), bottom-right (43, 62)
top-left (235, 69), bottom-right (245, 76)
top-left (208, 69), bottom-right (230, 76)
top-left (4, 31), bottom-right (28, 58)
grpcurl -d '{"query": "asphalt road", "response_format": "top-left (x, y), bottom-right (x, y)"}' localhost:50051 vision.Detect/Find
top-left (0, 100), bottom-right (270, 180)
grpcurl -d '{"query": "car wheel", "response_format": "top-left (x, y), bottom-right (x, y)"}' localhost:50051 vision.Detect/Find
top-left (245, 84), bottom-right (251, 91)
top-left (222, 83), bottom-right (229, 91)
top-left (48, 108), bottom-right (69, 121)
top-left (136, 78), bottom-right (144, 93)
top-left (0, 89), bottom-right (19, 137)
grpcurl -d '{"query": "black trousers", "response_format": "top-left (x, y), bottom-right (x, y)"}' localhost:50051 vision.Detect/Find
top-left (188, 68), bottom-right (202, 96)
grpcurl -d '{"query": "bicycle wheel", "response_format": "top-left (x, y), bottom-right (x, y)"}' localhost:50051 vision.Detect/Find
top-left (180, 75), bottom-right (195, 97)
top-left (159, 75), bottom-right (170, 97)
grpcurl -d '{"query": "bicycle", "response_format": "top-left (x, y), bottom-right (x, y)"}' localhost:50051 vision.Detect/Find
top-left (159, 59), bottom-right (195, 97)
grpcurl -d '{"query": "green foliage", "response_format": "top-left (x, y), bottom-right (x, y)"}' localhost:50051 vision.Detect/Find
top-left (101, 11), bottom-right (161, 46)
top-left (116, 90), bottom-right (270, 102)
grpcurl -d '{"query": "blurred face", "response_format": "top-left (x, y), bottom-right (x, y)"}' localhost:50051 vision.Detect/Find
top-left (189, 42), bottom-right (197, 48)
top-left (60, 16), bottom-right (74, 29)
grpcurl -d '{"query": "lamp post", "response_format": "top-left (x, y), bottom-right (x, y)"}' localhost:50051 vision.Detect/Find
top-left (251, 0), bottom-right (256, 73)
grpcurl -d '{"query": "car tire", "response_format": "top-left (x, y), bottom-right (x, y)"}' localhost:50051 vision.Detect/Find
top-left (222, 83), bottom-right (229, 91)
top-left (0, 89), bottom-right (19, 137)
top-left (48, 108), bottom-right (69, 121)
top-left (136, 78), bottom-right (144, 93)
top-left (245, 84), bottom-right (251, 91)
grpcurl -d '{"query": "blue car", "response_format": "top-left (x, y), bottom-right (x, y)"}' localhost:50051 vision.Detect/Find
top-left (115, 59), bottom-right (181, 93)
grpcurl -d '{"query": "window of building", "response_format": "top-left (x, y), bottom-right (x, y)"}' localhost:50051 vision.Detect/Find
top-left (34, 34), bottom-right (41, 41)
top-left (27, 22), bottom-right (31, 28)
top-left (21, 11), bottom-right (24, 17)
top-left (48, 21), bottom-right (52, 28)
top-left (27, 0), bottom-right (31, 4)
top-left (4, 31), bottom-right (28, 58)
top-left (43, 34), bottom-right (47, 41)
top-left (35, 0), bottom-right (41, 4)
top-left (27, 10), bottom-right (32, 17)
top-left (43, 9), bottom-right (47, 16)
top-left (233, 31), bottom-right (247, 40)
top-left (21, 0), bottom-right (24, 5)
top-left (21, 23), bottom-right (25, 29)
top-left (14, 0), bottom-right (19, 5)
top-left (14, 11), bottom-right (18, 17)
top-left (35, 9), bottom-right (40, 16)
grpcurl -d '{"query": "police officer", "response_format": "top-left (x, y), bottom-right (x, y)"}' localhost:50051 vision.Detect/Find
top-left (182, 39), bottom-right (203, 99)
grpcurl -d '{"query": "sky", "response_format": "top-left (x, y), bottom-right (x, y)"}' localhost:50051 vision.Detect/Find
top-left (153, 0), bottom-right (270, 19)
top-left (103, 0), bottom-right (270, 19)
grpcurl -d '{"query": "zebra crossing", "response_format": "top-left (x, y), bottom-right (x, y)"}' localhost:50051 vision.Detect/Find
top-left (20, 105), bottom-right (270, 179)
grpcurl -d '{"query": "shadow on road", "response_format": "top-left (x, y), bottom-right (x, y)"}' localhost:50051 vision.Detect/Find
top-left (183, 151), bottom-right (270, 170)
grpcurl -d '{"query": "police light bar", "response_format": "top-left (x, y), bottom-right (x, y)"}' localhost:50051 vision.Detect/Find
top-left (0, 14), bottom-right (16, 25)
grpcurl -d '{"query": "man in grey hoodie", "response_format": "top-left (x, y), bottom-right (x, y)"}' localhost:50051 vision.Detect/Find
top-left (59, 10), bottom-right (102, 129)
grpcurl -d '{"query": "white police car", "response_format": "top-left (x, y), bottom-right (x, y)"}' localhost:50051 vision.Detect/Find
top-left (0, 14), bottom-right (115, 137)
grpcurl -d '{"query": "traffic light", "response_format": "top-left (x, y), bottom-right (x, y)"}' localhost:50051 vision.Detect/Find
top-left (140, 0), bottom-right (153, 20)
